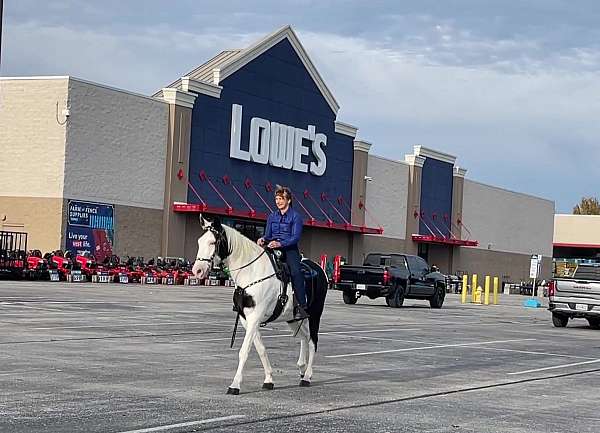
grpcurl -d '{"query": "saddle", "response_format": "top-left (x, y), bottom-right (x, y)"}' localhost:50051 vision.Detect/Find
top-left (266, 249), bottom-right (291, 288)
top-left (265, 249), bottom-right (318, 309)
top-left (229, 253), bottom-right (326, 348)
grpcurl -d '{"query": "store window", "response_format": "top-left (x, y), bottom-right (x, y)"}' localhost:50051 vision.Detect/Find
top-left (417, 243), bottom-right (429, 262)
top-left (222, 218), bottom-right (265, 242)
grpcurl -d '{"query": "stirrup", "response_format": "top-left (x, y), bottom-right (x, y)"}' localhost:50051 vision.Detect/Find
top-left (293, 304), bottom-right (309, 321)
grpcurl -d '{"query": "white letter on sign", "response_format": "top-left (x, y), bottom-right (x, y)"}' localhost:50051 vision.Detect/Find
top-left (310, 133), bottom-right (327, 176)
top-left (282, 125), bottom-right (295, 169)
top-left (249, 117), bottom-right (270, 164)
top-left (228, 104), bottom-right (327, 176)
top-left (293, 127), bottom-right (310, 173)
top-left (229, 104), bottom-right (250, 161)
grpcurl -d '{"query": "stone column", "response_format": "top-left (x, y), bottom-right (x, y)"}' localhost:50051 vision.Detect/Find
top-left (351, 140), bottom-right (371, 264)
top-left (403, 154), bottom-right (425, 255)
top-left (157, 88), bottom-right (196, 258)
top-left (450, 166), bottom-right (467, 273)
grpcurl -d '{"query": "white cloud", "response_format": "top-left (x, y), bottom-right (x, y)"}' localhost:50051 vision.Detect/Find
top-left (3, 12), bottom-right (600, 212)
top-left (299, 30), bottom-right (600, 210)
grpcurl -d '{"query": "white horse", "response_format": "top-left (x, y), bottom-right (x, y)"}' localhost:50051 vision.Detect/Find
top-left (191, 215), bottom-right (328, 395)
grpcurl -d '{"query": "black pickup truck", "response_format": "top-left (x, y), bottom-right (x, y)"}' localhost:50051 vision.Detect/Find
top-left (332, 252), bottom-right (447, 308)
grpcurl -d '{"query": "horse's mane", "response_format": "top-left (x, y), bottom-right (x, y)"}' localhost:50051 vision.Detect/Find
top-left (221, 224), bottom-right (263, 262)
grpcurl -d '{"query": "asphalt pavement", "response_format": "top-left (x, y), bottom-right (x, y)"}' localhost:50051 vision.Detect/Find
top-left (1, 280), bottom-right (599, 433)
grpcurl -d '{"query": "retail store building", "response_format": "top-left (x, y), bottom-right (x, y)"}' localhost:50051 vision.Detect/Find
top-left (0, 26), bottom-right (555, 280)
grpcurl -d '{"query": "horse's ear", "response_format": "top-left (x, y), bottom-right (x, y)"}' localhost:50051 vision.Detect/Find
top-left (212, 216), bottom-right (222, 231)
top-left (199, 214), bottom-right (209, 229)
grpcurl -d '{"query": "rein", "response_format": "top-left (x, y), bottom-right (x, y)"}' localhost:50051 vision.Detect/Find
top-left (228, 249), bottom-right (267, 273)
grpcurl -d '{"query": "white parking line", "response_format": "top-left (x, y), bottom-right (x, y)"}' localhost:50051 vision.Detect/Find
top-left (171, 328), bottom-right (422, 344)
top-left (320, 328), bottom-right (421, 335)
top-left (326, 338), bottom-right (536, 359)
top-left (1, 304), bottom-right (66, 312)
top-left (478, 347), bottom-right (596, 360)
top-left (33, 321), bottom-right (231, 330)
top-left (117, 415), bottom-right (245, 433)
top-left (508, 359), bottom-right (600, 375)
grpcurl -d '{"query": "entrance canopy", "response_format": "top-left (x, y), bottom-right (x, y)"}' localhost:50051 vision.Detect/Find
top-left (173, 171), bottom-right (383, 234)
top-left (411, 210), bottom-right (478, 247)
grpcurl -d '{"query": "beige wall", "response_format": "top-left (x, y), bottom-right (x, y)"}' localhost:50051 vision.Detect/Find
top-left (300, 227), bottom-right (352, 262)
top-left (453, 247), bottom-right (552, 282)
top-left (462, 180), bottom-right (554, 256)
top-left (112, 204), bottom-right (163, 259)
top-left (359, 235), bottom-right (407, 264)
top-left (0, 196), bottom-right (64, 252)
top-left (184, 214), bottom-right (204, 260)
top-left (0, 77), bottom-right (68, 199)
top-left (554, 214), bottom-right (600, 246)
top-left (64, 78), bottom-right (169, 209)
top-left (365, 155), bottom-right (409, 239)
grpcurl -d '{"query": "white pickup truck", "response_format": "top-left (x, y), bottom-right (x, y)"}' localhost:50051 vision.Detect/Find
top-left (549, 263), bottom-right (600, 329)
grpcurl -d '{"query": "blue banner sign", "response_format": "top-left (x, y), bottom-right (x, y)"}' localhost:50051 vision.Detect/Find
top-left (66, 200), bottom-right (114, 262)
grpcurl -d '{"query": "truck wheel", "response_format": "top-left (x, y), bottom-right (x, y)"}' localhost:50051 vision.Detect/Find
top-left (385, 295), bottom-right (394, 307)
top-left (552, 313), bottom-right (569, 328)
top-left (587, 317), bottom-right (600, 330)
top-left (343, 291), bottom-right (358, 305)
top-left (387, 284), bottom-right (404, 308)
top-left (429, 286), bottom-right (445, 309)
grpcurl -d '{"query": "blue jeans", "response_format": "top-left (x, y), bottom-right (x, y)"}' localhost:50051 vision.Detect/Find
top-left (283, 248), bottom-right (306, 306)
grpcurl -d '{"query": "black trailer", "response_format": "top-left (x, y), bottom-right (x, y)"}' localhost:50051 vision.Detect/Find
top-left (0, 230), bottom-right (28, 279)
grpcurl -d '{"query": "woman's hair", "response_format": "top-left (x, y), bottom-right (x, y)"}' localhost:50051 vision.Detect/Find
top-left (274, 185), bottom-right (293, 205)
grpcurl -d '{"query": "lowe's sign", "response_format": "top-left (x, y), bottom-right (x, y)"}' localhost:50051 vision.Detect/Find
top-left (229, 104), bottom-right (327, 176)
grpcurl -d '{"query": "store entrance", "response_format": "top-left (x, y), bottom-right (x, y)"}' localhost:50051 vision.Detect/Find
top-left (222, 217), bottom-right (266, 242)
top-left (418, 243), bottom-right (429, 263)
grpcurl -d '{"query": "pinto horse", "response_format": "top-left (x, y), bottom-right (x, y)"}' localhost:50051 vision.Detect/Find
top-left (191, 215), bottom-right (328, 395)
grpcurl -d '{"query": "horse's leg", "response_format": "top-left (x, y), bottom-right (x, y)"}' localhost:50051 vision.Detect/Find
top-left (227, 314), bottom-right (260, 395)
top-left (253, 330), bottom-right (274, 390)
top-left (291, 321), bottom-right (315, 386)
top-left (288, 322), bottom-right (308, 377)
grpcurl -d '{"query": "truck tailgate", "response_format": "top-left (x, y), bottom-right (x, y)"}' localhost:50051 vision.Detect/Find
top-left (339, 265), bottom-right (386, 285)
top-left (555, 279), bottom-right (600, 303)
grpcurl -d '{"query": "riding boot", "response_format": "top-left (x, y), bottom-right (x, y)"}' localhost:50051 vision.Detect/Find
top-left (294, 304), bottom-right (309, 321)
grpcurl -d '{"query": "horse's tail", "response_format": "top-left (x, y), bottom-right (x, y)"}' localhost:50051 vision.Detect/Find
top-left (304, 259), bottom-right (328, 351)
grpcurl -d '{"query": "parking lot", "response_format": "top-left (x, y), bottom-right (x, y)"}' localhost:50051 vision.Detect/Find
top-left (1, 280), bottom-right (600, 433)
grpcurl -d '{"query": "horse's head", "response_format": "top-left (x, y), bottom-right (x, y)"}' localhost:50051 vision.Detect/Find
top-left (192, 215), bottom-right (230, 278)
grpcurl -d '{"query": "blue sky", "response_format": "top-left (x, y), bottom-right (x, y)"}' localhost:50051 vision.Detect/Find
top-left (3, 0), bottom-right (600, 212)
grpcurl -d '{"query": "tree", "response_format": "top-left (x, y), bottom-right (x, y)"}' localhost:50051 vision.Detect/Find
top-left (573, 197), bottom-right (600, 215)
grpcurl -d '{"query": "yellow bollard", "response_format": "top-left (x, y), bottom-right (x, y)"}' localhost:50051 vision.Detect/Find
top-left (471, 274), bottom-right (478, 302)
top-left (461, 275), bottom-right (468, 304)
top-left (475, 286), bottom-right (482, 304)
top-left (484, 275), bottom-right (490, 305)
top-left (493, 277), bottom-right (499, 305)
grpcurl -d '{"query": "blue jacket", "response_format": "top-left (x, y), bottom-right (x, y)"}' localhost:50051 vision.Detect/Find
top-left (264, 206), bottom-right (303, 249)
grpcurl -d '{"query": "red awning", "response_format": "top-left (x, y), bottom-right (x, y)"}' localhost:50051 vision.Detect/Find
top-left (175, 171), bottom-right (383, 235)
top-left (412, 234), bottom-right (478, 247)
top-left (173, 203), bottom-right (383, 234)
top-left (554, 242), bottom-right (600, 249)
top-left (412, 210), bottom-right (478, 247)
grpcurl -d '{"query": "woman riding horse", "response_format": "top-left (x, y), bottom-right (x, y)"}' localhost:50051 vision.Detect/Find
top-left (191, 215), bottom-right (327, 395)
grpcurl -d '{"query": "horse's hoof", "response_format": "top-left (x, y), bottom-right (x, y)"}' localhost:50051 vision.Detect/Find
top-left (262, 382), bottom-right (274, 390)
top-left (299, 380), bottom-right (311, 387)
top-left (226, 387), bottom-right (240, 395)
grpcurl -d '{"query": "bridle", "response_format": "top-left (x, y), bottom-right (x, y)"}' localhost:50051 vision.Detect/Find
top-left (195, 225), bottom-right (271, 276)
top-left (195, 225), bottom-right (230, 268)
